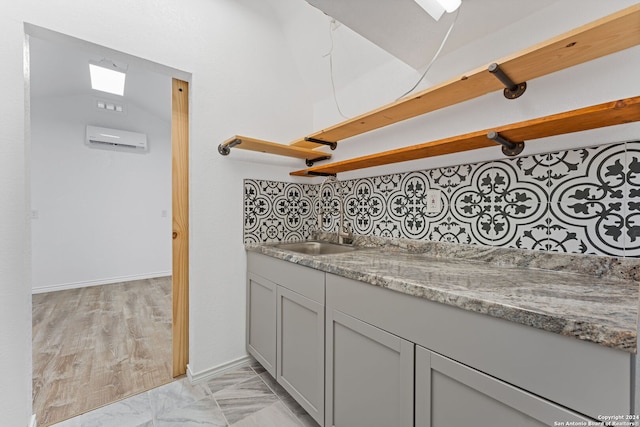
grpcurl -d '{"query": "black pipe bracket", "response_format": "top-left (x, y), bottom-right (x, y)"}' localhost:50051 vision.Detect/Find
top-left (306, 155), bottom-right (332, 167)
top-left (305, 171), bottom-right (336, 177)
top-left (487, 131), bottom-right (525, 157)
top-left (218, 138), bottom-right (242, 155)
top-left (305, 137), bottom-right (338, 150)
top-left (488, 63), bottom-right (527, 99)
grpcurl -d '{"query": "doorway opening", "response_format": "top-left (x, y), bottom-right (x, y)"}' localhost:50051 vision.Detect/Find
top-left (27, 25), bottom-right (190, 426)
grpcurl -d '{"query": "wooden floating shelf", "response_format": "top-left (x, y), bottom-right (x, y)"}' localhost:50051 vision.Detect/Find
top-left (289, 4), bottom-right (640, 149)
top-left (290, 96), bottom-right (640, 177)
top-left (219, 135), bottom-right (330, 162)
top-left (219, 6), bottom-right (640, 173)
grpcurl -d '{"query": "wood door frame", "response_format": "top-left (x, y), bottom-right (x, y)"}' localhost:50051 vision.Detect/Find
top-left (172, 78), bottom-right (189, 377)
top-left (26, 23), bottom-right (191, 381)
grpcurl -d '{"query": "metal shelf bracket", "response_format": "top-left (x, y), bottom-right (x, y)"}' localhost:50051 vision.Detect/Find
top-left (488, 63), bottom-right (527, 99)
top-left (306, 155), bottom-right (332, 167)
top-left (218, 138), bottom-right (242, 155)
top-left (305, 171), bottom-right (336, 177)
top-left (487, 131), bottom-right (525, 156)
top-left (305, 137), bottom-right (338, 150)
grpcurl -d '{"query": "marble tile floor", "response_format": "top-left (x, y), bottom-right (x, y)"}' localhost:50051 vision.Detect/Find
top-left (50, 359), bottom-right (320, 427)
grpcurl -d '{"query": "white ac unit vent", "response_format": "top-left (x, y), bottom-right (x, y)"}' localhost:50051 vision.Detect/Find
top-left (86, 125), bottom-right (147, 150)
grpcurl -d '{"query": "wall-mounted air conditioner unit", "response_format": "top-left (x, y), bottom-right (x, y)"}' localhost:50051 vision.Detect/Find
top-left (86, 125), bottom-right (147, 150)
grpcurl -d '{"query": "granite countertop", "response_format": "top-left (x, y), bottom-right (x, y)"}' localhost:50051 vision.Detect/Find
top-left (246, 236), bottom-right (639, 353)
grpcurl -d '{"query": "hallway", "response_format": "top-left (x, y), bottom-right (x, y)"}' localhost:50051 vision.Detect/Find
top-left (32, 277), bottom-right (173, 426)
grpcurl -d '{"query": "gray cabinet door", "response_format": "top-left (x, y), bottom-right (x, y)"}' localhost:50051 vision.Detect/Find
top-left (246, 272), bottom-right (276, 377)
top-left (325, 308), bottom-right (414, 427)
top-left (276, 285), bottom-right (325, 426)
top-left (415, 346), bottom-right (594, 427)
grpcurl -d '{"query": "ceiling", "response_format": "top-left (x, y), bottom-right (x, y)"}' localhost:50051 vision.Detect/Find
top-left (29, 35), bottom-right (171, 122)
top-left (28, 0), bottom-right (558, 118)
top-left (256, 0), bottom-right (559, 104)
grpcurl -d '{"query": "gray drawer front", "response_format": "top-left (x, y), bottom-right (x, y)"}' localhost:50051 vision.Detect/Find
top-left (247, 252), bottom-right (324, 302)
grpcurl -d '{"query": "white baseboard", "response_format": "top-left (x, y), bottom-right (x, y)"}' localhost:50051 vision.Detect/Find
top-left (29, 414), bottom-right (36, 427)
top-left (32, 271), bottom-right (172, 294)
top-left (187, 355), bottom-right (252, 384)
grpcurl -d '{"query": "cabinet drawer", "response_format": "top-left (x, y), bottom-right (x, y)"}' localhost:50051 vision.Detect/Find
top-left (247, 252), bottom-right (324, 302)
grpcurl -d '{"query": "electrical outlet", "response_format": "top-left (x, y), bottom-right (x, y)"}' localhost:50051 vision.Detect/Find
top-left (426, 190), bottom-right (441, 213)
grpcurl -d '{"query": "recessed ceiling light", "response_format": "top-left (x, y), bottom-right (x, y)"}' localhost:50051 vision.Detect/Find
top-left (89, 60), bottom-right (126, 96)
top-left (415, 0), bottom-right (461, 21)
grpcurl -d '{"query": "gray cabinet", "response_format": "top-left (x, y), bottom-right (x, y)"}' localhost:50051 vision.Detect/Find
top-left (326, 272), bottom-right (631, 420)
top-left (246, 252), bottom-right (325, 426)
top-left (276, 285), bottom-right (325, 425)
top-left (415, 346), bottom-right (594, 427)
top-left (248, 254), bottom-right (632, 426)
top-left (325, 308), bottom-right (414, 427)
top-left (246, 272), bottom-right (276, 377)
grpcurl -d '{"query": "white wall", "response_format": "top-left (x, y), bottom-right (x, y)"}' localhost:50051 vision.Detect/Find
top-left (31, 92), bottom-right (172, 292)
top-left (0, 14), bottom-right (32, 426)
top-left (1, 0), bottom-right (312, 424)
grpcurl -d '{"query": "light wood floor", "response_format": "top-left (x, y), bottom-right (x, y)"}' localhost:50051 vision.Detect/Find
top-left (32, 277), bottom-right (173, 427)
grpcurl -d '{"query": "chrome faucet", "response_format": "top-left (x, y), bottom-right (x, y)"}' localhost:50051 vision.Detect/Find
top-left (317, 176), bottom-right (351, 244)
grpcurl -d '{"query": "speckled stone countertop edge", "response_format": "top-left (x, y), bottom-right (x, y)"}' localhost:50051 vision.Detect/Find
top-left (314, 231), bottom-right (640, 283)
top-left (330, 264), bottom-right (638, 354)
top-left (245, 240), bottom-right (638, 354)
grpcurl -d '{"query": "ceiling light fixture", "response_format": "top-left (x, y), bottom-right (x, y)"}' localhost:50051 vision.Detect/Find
top-left (89, 59), bottom-right (127, 96)
top-left (414, 0), bottom-right (461, 21)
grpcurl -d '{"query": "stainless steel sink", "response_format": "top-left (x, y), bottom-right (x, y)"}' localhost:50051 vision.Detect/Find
top-left (273, 241), bottom-right (357, 255)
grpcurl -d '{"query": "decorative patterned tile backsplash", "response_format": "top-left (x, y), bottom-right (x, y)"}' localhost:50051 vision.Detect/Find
top-left (244, 141), bottom-right (640, 257)
top-left (244, 180), bottom-right (318, 243)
